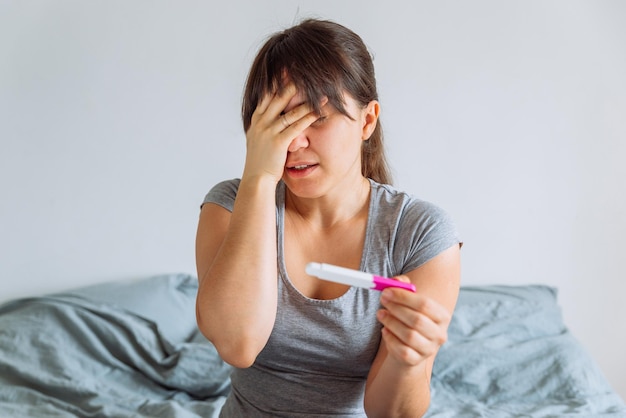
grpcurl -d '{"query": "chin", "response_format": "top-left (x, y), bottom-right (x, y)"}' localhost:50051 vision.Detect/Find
top-left (283, 178), bottom-right (324, 199)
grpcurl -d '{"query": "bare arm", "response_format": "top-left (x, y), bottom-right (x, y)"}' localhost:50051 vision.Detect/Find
top-left (195, 84), bottom-right (321, 368)
top-left (195, 177), bottom-right (279, 368)
top-left (364, 244), bottom-right (461, 417)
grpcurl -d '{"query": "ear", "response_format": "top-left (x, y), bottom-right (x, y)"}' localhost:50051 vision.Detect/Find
top-left (361, 100), bottom-right (380, 140)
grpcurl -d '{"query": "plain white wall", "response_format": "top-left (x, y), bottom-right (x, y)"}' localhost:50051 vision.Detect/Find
top-left (1, 0), bottom-right (624, 399)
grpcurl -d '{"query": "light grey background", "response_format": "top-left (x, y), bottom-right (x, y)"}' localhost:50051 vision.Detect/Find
top-left (1, 0), bottom-right (625, 399)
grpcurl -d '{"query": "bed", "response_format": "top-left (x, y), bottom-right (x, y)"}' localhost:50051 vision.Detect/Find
top-left (0, 274), bottom-right (624, 417)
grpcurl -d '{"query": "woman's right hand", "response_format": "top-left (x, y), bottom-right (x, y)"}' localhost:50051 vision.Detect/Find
top-left (242, 83), bottom-right (322, 184)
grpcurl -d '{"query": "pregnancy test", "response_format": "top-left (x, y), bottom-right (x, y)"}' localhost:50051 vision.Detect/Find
top-left (305, 262), bottom-right (416, 292)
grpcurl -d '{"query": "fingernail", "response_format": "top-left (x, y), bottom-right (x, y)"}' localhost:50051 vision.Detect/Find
top-left (377, 310), bottom-right (387, 321)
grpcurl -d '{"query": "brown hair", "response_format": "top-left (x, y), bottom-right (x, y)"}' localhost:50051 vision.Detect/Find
top-left (241, 18), bottom-right (392, 185)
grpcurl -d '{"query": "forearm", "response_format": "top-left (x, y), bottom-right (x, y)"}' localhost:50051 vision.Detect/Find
top-left (365, 355), bottom-right (432, 418)
top-left (196, 176), bottom-right (278, 367)
top-left (365, 248), bottom-right (460, 416)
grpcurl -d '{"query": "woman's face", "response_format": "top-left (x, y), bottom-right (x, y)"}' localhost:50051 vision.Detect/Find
top-left (281, 90), bottom-right (379, 198)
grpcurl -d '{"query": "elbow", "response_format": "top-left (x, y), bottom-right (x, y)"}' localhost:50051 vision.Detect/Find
top-left (216, 344), bottom-right (260, 369)
top-left (364, 391), bottom-right (431, 418)
top-left (196, 304), bottom-right (265, 369)
top-left (365, 403), bottom-right (430, 418)
top-left (205, 330), bottom-right (265, 369)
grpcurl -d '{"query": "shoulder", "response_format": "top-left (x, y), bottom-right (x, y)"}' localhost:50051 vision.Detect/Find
top-left (369, 180), bottom-right (461, 273)
top-left (370, 180), bottom-right (453, 227)
top-left (201, 178), bottom-right (241, 211)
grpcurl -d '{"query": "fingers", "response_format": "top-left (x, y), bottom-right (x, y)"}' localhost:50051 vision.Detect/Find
top-left (253, 83), bottom-right (326, 136)
top-left (377, 288), bottom-right (451, 364)
top-left (280, 97), bottom-right (328, 131)
top-left (380, 326), bottom-right (429, 365)
top-left (261, 83), bottom-right (297, 122)
top-left (382, 288), bottom-right (451, 325)
top-left (254, 90), bottom-right (276, 116)
top-left (243, 83), bottom-right (325, 182)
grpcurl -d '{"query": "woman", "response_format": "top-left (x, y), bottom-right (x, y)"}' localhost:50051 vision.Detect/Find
top-left (196, 18), bottom-right (461, 417)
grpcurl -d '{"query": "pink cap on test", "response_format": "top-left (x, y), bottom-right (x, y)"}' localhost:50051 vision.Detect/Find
top-left (372, 276), bottom-right (416, 292)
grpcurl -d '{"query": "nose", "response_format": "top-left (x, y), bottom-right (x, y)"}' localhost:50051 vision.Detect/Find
top-left (287, 131), bottom-right (309, 152)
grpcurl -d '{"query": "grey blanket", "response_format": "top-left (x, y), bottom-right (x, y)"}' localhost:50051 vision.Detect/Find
top-left (426, 285), bottom-right (626, 417)
top-left (0, 274), bottom-right (230, 418)
top-left (0, 275), bottom-right (624, 417)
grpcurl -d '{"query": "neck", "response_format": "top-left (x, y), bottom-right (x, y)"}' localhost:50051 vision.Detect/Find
top-left (285, 176), bottom-right (370, 229)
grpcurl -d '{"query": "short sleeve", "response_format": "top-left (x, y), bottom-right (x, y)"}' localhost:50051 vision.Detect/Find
top-left (201, 178), bottom-right (241, 212)
top-left (366, 181), bottom-right (462, 277)
top-left (395, 199), bottom-right (462, 273)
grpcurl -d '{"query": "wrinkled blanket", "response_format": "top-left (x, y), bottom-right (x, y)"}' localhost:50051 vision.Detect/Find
top-left (0, 275), bottom-right (624, 417)
top-left (426, 285), bottom-right (626, 417)
top-left (0, 274), bottom-right (230, 418)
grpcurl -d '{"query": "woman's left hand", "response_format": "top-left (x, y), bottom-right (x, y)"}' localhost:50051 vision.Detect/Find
top-left (376, 276), bottom-right (452, 367)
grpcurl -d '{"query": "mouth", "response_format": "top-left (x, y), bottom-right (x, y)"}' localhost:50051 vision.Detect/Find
top-left (285, 163), bottom-right (318, 177)
top-left (287, 163), bottom-right (318, 170)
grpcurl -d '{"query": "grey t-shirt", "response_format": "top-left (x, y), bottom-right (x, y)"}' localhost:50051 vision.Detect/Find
top-left (202, 178), bottom-right (461, 417)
